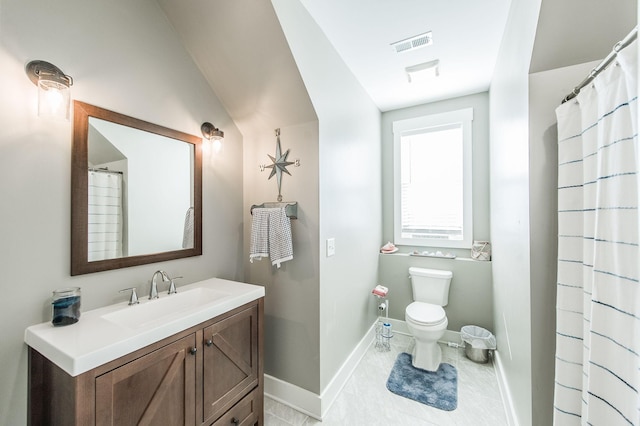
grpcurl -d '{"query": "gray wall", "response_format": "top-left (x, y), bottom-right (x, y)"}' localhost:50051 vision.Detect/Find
top-left (162, 0), bottom-right (381, 397)
top-left (378, 255), bottom-right (493, 332)
top-left (0, 0), bottom-right (243, 424)
top-left (272, 0), bottom-right (383, 393)
top-left (244, 119), bottom-right (321, 393)
top-left (158, 0), bottom-right (324, 394)
top-left (489, 0), bottom-right (541, 424)
top-left (379, 92), bottom-right (493, 331)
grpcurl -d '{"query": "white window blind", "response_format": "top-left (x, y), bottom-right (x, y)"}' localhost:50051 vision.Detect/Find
top-left (393, 108), bottom-right (473, 248)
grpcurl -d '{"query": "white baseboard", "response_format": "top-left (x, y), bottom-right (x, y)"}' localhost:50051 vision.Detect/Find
top-left (317, 320), bottom-right (377, 418)
top-left (263, 374), bottom-right (322, 420)
top-left (493, 350), bottom-right (519, 426)
top-left (264, 320), bottom-right (377, 420)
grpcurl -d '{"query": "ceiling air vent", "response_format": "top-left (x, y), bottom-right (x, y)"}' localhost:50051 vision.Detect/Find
top-left (391, 31), bottom-right (433, 54)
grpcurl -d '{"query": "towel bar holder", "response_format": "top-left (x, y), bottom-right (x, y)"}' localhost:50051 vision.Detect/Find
top-left (250, 201), bottom-right (298, 219)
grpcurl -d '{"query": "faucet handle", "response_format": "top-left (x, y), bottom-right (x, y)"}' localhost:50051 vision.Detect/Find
top-left (119, 287), bottom-right (139, 305)
top-left (168, 276), bottom-right (183, 295)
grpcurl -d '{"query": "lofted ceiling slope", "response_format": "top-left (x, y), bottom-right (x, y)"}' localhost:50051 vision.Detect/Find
top-left (157, 0), bottom-right (637, 120)
top-left (158, 0), bottom-right (512, 116)
top-left (530, 0), bottom-right (637, 74)
top-left (157, 0), bottom-right (637, 131)
top-left (157, 0), bottom-right (317, 137)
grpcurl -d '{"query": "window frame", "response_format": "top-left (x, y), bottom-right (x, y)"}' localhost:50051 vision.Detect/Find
top-left (392, 108), bottom-right (473, 249)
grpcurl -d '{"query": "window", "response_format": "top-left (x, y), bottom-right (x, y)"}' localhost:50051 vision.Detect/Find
top-left (393, 108), bottom-right (473, 248)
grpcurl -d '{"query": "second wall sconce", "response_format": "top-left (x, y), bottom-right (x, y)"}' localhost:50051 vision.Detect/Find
top-left (201, 122), bottom-right (225, 154)
top-left (25, 60), bottom-right (73, 120)
top-left (201, 122), bottom-right (224, 141)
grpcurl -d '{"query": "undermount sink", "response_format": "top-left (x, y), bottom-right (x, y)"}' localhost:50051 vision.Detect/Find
top-left (102, 287), bottom-right (231, 329)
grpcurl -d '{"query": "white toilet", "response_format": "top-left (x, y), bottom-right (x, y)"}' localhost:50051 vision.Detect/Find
top-left (405, 267), bottom-right (453, 371)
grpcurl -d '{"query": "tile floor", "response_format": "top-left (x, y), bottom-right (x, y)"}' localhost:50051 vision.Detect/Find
top-left (264, 333), bottom-right (508, 425)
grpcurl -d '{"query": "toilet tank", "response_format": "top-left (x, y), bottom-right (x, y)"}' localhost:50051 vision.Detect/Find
top-left (409, 267), bottom-right (453, 306)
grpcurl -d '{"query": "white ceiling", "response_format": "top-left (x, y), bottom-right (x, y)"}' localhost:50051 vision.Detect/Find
top-left (159, 0), bottom-right (513, 122)
top-left (300, 0), bottom-right (512, 111)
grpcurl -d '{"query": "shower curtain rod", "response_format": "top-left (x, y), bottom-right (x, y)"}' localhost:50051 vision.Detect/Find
top-left (89, 167), bottom-right (123, 174)
top-left (562, 26), bottom-right (638, 103)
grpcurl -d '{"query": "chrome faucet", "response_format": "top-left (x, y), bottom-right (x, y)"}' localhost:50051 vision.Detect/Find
top-left (149, 270), bottom-right (170, 299)
top-left (168, 276), bottom-right (181, 295)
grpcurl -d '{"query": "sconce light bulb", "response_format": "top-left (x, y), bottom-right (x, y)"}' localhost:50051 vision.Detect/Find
top-left (212, 139), bottom-right (223, 153)
top-left (43, 84), bottom-right (64, 112)
top-left (38, 79), bottom-right (70, 120)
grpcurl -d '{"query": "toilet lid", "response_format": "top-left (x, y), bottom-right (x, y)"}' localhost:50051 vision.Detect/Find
top-left (406, 302), bottom-right (446, 325)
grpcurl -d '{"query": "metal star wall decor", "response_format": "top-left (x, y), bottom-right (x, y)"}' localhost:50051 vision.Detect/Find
top-left (262, 128), bottom-right (299, 201)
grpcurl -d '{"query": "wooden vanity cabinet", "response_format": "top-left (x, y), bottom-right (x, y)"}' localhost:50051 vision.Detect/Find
top-left (28, 298), bottom-right (263, 426)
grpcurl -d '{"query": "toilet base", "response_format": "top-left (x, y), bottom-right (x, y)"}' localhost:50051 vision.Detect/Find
top-left (411, 340), bottom-right (442, 372)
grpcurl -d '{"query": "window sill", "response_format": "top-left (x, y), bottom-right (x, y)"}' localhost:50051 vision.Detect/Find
top-left (378, 251), bottom-right (491, 263)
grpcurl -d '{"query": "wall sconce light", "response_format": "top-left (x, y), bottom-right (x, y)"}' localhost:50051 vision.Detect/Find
top-left (25, 60), bottom-right (74, 120)
top-left (201, 122), bottom-right (225, 153)
top-left (201, 122), bottom-right (224, 140)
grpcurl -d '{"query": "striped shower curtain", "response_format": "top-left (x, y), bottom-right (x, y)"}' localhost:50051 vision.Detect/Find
top-left (88, 170), bottom-right (123, 261)
top-left (553, 41), bottom-right (639, 425)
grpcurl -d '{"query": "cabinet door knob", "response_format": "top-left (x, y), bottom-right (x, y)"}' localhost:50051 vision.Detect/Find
top-left (189, 347), bottom-right (197, 355)
top-left (205, 339), bottom-right (213, 347)
top-left (231, 417), bottom-right (240, 425)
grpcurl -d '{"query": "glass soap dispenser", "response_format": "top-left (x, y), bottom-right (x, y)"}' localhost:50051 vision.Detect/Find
top-left (51, 287), bottom-right (81, 326)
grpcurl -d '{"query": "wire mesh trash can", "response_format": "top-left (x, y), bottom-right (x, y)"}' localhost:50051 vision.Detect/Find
top-left (461, 325), bottom-right (496, 363)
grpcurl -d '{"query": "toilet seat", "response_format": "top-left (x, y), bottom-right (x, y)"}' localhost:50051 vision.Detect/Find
top-left (406, 302), bottom-right (446, 326)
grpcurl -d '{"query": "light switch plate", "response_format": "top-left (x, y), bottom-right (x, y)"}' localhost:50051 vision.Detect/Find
top-left (327, 238), bottom-right (335, 257)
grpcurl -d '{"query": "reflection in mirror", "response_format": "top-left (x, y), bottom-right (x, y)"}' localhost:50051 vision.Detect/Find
top-left (72, 101), bottom-right (202, 275)
top-left (88, 118), bottom-right (194, 260)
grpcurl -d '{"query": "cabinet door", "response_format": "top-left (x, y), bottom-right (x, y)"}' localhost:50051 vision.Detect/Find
top-left (95, 334), bottom-right (197, 426)
top-left (202, 305), bottom-right (259, 423)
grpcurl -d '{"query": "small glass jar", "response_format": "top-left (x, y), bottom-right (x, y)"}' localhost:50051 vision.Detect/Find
top-left (51, 287), bottom-right (81, 326)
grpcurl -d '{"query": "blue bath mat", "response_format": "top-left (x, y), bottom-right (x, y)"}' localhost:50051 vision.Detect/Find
top-left (386, 352), bottom-right (457, 411)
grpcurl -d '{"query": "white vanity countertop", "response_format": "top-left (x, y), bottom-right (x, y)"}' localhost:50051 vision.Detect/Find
top-left (24, 277), bottom-right (265, 377)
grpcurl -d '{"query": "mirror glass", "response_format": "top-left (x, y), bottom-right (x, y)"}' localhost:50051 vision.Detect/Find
top-left (71, 101), bottom-right (202, 275)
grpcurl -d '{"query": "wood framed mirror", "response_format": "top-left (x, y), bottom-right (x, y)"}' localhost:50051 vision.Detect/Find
top-left (71, 101), bottom-right (202, 275)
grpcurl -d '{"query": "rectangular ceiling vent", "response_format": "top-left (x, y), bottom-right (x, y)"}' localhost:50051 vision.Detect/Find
top-left (391, 31), bottom-right (433, 54)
